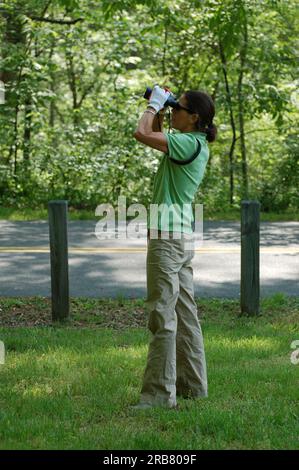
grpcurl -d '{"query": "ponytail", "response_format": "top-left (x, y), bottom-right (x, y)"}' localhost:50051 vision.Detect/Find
top-left (185, 90), bottom-right (217, 142)
top-left (202, 123), bottom-right (217, 143)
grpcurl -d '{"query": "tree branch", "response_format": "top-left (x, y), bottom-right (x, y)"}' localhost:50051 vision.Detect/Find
top-left (235, 127), bottom-right (278, 142)
top-left (77, 61), bottom-right (111, 108)
top-left (27, 16), bottom-right (83, 25)
top-left (78, 82), bottom-right (95, 108)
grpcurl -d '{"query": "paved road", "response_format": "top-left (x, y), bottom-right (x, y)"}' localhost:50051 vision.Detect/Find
top-left (0, 220), bottom-right (298, 298)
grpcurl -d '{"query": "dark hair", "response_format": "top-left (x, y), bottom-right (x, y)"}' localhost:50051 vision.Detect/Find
top-left (184, 90), bottom-right (217, 142)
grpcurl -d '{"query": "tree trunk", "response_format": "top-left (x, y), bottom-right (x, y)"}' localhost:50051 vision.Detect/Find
top-left (219, 39), bottom-right (237, 206)
top-left (207, 80), bottom-right (220, 169)
top-left (0, 10), bottom-right (26, 175)
top-left (23, 95), bottom-right (32, 168)
top-left (49, 35), bottom-right (56, 127)
top-left (162, 20), bottom-right (169, 77)
top-left (237, 13), bottom-right (249, 199)
top-left (13, 104), bottom-right (19, 176)
top-left (50, 79), bottom-right (55, 127)
top-left (65, 47), bottom-right (79, 128)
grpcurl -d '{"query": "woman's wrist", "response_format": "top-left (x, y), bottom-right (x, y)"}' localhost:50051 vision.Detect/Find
top-left (145, 104), bottom-right (166, 114)
top-left (146, 106), bottom-right (157, 114)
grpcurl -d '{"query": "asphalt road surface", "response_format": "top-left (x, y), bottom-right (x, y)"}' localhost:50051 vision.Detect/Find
top-left (0, 220), bottom-right (298, 299)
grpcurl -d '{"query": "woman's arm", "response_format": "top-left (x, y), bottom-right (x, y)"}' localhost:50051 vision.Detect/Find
top-left (133, 107), bottom-right (168, 153)
top-left (152, 110), bottom-right (165, 132)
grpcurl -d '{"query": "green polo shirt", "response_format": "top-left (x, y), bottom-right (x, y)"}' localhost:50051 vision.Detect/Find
top-left (147, 130), bottom-right (209, 234)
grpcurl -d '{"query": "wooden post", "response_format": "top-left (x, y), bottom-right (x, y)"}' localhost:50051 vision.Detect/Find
top-left (241, 200), bottom-right (260, 315)
top-left (48, 200), bottom-right (69, 321)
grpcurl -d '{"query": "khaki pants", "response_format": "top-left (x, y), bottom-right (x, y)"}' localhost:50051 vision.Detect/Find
top-left (138, 230), bottom-right (208, 408)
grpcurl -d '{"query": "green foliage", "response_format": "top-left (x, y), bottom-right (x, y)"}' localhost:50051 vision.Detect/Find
top-left (0, 0), bottom-right (298, 214)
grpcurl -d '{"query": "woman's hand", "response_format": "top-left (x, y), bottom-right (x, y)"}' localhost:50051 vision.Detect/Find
top-left (148, 85), bottom-right (170, 113)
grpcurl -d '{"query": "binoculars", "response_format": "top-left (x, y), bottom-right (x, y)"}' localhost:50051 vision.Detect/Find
top-left (143, 86), bottom-right (179, 109)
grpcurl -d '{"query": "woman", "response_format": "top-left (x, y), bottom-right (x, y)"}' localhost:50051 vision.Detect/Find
top-left (132, 85), bottom-right (217, 409)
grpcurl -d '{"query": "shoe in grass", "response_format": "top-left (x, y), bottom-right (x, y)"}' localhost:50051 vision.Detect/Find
top-left (130, 402), bottom-right (179, 410)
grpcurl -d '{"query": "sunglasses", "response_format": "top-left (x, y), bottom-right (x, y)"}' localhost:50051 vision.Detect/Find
top-left (171, 101), bottom-right (196, 114)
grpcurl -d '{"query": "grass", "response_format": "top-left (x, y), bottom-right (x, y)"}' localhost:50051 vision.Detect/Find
top-left (0, 205), bottom-right (298, 222)
top-left (0, 293), bottom-right (298, 450)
